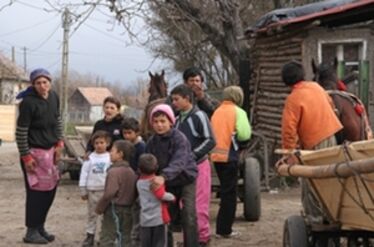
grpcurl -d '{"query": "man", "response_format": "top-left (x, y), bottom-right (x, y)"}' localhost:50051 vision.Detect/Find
top-left (280, 61), bottom-right (342, 225)
top-left (182, 67), bottom-right (219, 119)
top-left (281, 61), bottom-right (342, 150)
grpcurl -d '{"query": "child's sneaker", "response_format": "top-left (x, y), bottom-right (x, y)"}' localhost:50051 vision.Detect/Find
top-left (215, 231), bottom-right (241, 239)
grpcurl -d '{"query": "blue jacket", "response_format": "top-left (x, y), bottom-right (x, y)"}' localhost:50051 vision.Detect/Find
top-left (146, 128), bottom-right (197, 187)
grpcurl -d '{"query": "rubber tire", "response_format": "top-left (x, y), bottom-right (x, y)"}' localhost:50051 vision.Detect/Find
top-left (283, 215), bottom-right (308, 247)
top-left (243, 157), bottom-right (261, 221)
top-left (69, 170), bottom-right (80, 180)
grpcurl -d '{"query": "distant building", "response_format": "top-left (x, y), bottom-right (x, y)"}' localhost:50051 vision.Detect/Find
top-left (68, 87), bottom-right (113, 123)
top-left (0, 51), bottom-right (28, 104)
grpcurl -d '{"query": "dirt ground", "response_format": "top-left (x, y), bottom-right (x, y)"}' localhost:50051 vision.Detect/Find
top-left (0, 142), bottom-right (301, 247)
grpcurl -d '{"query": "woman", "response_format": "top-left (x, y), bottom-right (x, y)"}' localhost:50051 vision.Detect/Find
top-left (86, 96), bottom-right (124, 153)
top-left (16, 68), bottom-right (64, 244)
top-left (210, 86), bottom-right (252, 238)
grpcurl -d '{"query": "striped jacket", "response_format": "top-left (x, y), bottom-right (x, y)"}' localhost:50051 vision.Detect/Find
top-left (175, 106), bottom-right (216, 164)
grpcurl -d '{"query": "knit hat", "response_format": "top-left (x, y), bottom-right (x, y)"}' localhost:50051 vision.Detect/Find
top-left (30, 68), bottom-right (52, 83)
top-left (223, 86), bottom-right (244, 106)
top-left (149, 104), bottom-right (176, 125)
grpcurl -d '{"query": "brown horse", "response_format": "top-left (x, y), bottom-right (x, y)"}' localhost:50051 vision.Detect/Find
top-left (312, 60), bottom-right (372, 144)
top-left (140, 70), bottom-right (168, 140)
top-left (148, 70), bottom-right (168, 103)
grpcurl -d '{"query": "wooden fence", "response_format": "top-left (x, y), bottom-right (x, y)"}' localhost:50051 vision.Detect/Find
top-left (0, 105), bottom-right (16, 142)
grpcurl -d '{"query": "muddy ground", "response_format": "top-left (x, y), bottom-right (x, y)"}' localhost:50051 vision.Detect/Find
top-left (0, 142), bottom-right (301, 247)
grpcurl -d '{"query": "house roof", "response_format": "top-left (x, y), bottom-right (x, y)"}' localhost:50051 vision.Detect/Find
top-left (247, 0), bottom-right (374, 35)
top-left (77, 87), bottom-right (113, 106)
top-left (0, 51), bottom-right (28, 81)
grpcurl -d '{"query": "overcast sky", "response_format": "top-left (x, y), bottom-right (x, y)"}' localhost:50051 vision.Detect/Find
top-left (0, 0), bottom-right (168, 88)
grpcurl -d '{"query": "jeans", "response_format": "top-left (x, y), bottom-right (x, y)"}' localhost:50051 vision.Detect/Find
top-left (214, 161), bottom-right (238, 235)
top-left (167, 181), bottom-right (198, 247)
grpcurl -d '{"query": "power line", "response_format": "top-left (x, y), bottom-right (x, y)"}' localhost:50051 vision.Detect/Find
top-left (30, 24), bottom-right (60, 51)
top-left (83, 22), bottom-right (127, 44)
top-left (0, 16), bottom-right (58, 38)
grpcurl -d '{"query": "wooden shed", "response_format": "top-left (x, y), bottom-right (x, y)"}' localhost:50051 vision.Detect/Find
top-left (0, 51), bottom-right (28, 104)
top-left (245, 0), bottom-right (374, 154)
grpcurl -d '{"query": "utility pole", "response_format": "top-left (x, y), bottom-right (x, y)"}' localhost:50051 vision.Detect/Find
top-left (61, 7), bottom-right (72, 133)
top-left (23, 47), bottom-right (27, 71)
top-left (11, 46), bottom-right (15, 63)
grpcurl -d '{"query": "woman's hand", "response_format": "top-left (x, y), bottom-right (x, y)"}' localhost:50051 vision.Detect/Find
top-left (24, 158), bottom-right (37, 173)
top-left (54, 147), bottom-right (63, 164)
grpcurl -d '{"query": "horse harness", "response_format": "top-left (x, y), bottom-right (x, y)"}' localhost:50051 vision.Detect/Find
top-left (327, 90), bottom-right (371, 141)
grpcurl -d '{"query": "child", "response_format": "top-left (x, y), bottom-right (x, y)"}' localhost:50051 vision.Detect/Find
top-left (146, 104), bottom-right (199, 247)
top-left (79, 130), bottom-right (111, 247)
top-left (171, 84), bottom-right (216, 246)
top-left (121, 117), bottom-right (146, 247)
top-left (121, 117), bottom-right (146, 173)
top-left (137, 153), bottom-right (175, 247)
top-left (86, 96), bottom-right (124, 154)
top-left (95, 140), bottom-right (137, 247)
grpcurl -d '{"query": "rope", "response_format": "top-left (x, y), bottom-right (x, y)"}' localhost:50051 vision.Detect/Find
top-left (335, 144), bottom-right (374, 221)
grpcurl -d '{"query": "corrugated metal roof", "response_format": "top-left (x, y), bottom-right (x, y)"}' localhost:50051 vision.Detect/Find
top-left (0, 51), bottom-right (28, 81)
top-left (248, 0), bottom-right (374, 34)
top-left (77, 87), bottom-right (113, 106)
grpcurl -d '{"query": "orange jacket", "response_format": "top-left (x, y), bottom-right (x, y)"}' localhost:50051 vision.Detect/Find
top-left (211, 101), bottom-right (251, 162)
top-left (281, 81), bottom-right (342, 150)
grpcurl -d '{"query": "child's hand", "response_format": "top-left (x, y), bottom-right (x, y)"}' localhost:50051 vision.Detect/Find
top-left (81, 195), bottom-right (88, 200)
top-left (150, 175), bottom-right (165, 191)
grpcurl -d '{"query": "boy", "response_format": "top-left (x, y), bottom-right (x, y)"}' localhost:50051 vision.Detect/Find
top-left (146, 104), bottom-right (199, 247)
top-left (171, 84), bottom-right (216, 246)
top-left (137, 153), bottom-right (175, 247)
top-left (121, 117), bottom-right (146, 246)
top-left (79, 131), bottom-right (111, 247)
top-left (211, 86), bottom-right (252, 238)
top-left (95, 140), bottom-right (137, 247)
top-left (121, 117), bottom-right (146, 173)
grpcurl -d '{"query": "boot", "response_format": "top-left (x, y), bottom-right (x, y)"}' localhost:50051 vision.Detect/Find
top-left (23, 227), bottom-right (48, 244)
top-left (82, 233), bottom-right (95, 247)
top-left (38, 225), bottom-right (55, 242)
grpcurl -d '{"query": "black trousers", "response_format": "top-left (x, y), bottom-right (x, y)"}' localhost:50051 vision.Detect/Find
top-left (214, 161), bottom-right (238, 235)
top-left (20, 160), bottom-right (57, 228)
top-left (140, 224), bottom-right (167, 247)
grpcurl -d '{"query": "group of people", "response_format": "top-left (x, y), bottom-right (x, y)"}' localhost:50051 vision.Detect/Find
top-left (15, 66), bottom-right (252, 247)
top-left (16, 60), bottom-right (365, 247)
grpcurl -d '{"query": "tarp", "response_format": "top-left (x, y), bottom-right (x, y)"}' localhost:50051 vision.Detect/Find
top-left (248, 0), bottom-right (357, 33)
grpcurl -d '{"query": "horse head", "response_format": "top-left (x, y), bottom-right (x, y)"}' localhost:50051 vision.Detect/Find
top-left (311, 58), bottom-right (338, 90)
top-left (148, 70), bottom-right (168, 103)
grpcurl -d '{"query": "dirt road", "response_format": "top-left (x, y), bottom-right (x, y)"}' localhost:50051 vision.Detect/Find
top-left (0, 142), bottom-right (301, 247)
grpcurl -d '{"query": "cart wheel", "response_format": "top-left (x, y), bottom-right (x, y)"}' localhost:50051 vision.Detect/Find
top-left (69, 170), bottom-right (80, 180)
top-left (283, 215), bottom-right (308, 247)
top-left (243, 157), bottom-right (261, 221)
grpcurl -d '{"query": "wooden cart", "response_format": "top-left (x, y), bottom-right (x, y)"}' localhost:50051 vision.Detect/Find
top-left (60, 126), bottom-right (93, 180)
top-left (276, 140), bottom-right (374, 247)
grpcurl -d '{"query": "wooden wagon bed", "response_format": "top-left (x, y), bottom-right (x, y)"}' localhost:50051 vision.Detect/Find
top-left (276, 140), bottom-right (374, 232)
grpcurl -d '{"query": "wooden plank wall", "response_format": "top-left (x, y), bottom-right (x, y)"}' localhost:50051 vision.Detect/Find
top-left (0, 104), bottom-right (16, 142)
top-left (249, 30), bottom-right (307, 151)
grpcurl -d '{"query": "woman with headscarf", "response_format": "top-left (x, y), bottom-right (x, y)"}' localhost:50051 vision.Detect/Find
top-left (210, 86), bottom-right (252, 239)
top-left (16, 68), bottom-right (64, 244)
